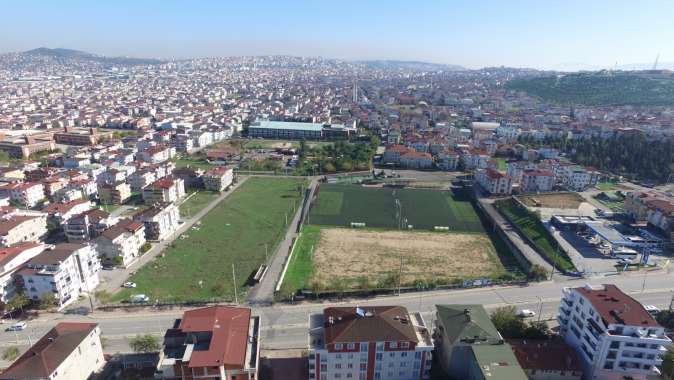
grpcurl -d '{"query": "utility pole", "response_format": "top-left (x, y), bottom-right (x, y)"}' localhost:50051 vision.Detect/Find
top-left (537, 296), bottom-right (543, 323)
top-left (232, 263), bottom-right (238, 304)
top-left (397, 255), bottom-right (403, 296)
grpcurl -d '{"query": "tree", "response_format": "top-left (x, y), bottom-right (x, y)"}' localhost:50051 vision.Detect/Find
top-left (490, 306), bottom-right (526, 339)
top-left (129, 334), bottom-right (161, 353)
top-left (1, 346), bottom-right (19, 361)
top-left (528, 264), bottom-right (548, 281)
top-left (6, 293), bottom-right (29, 315)
top-left (40, 293), bottom-right (58, 310)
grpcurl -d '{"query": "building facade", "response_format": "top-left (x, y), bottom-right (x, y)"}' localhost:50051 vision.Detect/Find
top-left (133, 203), bottom-right (180, 241)
top-left (203, 167), bottom-right (234, 192)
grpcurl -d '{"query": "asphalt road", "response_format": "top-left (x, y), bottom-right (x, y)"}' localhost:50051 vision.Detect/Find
top-left (2, 268), bottom-right (673, 365)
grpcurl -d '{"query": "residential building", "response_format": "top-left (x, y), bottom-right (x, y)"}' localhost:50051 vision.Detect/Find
top-left (142, 176), bottom-right (185, 204)
top-left (0, 243), bottom-right (45, 305)
top-left (558, 284), bottom-right (672, 379)
top-left (65, 209), bottom-right (117, 242)
top-left (155, 306), bottom-right (260, 380)
top-left (434, 304), bottom-right (527, 380)
top-left (138, 145), bottom-right (172, 164)
top-left (476, 168), bottom-right (513, 195)
top-left (42, 199), bottom-right (93, 224)
top-left (0, 215), bottom-right (48, 247)
top-left (53, 127), bottom-right (113, 146)
top-left (400, 151), bottom-right (433, 170)
top-left (95, 219), bottom-right (146, 266)
top-left (172, 167), bottom-right (204, 189)
top-left (0, 322), bottom-right (105, 380)
top-left (437, 151), bottom-right (459, 171)
top-left (383, 145), bottom-right (411, 165)
top-left (521, 169), bottom-right (556, 193)
top-left (129, 169), bottom-right (157, 191)
top-left (508, 339), bottom-right (583, 380)
top-left (17, 243), bottom-right (100, 308)
top-left (133, 203), bottom-right (180, 241)
top-left (98, 182), bottom-right (131, 204)
top-left (308, 306), bottom-right (433, 380)
top-left (0, 182), bottom-right (45, 207)
top-left (203, 167), bottom-right (234, 192)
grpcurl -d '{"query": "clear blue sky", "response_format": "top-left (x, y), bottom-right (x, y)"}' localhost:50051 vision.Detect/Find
top-left (2, 0), bottom-right (673, 70)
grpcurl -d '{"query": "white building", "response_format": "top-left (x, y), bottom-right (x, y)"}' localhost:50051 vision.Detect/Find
top-left (558, 284), bottom-right (671, 380)
top-left (0, 182), bottom-right (46, 207)
top-left (0, 322), bottom-right (105, 380)
top-left (309, 306), bottom-right (433, 380)
top-left (95, 219), bottom-right (146, 267)
top-left (521, 169), bottom-right (556, 193)
top-left (203, 167), bottom-right (234, 192)
top-left (133, 203), bottom-right (180, 241)
top-left (18, 243), bottom-right (100, 309)
top-left (142, 176), bottom-right (185, 204)
top-left (476, 168), bottom-right (513, 195)
top-left (0, 243), bottom-right (46, 304)
top-left (0, 215), bottom-right (48, 247)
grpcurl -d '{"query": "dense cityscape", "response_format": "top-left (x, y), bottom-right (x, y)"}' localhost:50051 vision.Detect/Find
top-left (0, 8), bottom-right (673, 380)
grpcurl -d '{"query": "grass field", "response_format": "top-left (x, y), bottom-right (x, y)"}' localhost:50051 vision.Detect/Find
top-left (496, 198), bottom-right (576, 272)
top-left (174, 157), bottom-right (217, 170)
top-left (308, 184), bottom-right (483, 232)
top-left (113, 177), bottom-right (306, 302)
top-left (179, 191), bottom-right (220, 217)
top-left (278, 226), bottom-right (321, 297)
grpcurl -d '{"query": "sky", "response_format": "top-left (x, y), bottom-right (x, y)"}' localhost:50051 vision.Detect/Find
top-left (2, 0), bottom-right (674, 70)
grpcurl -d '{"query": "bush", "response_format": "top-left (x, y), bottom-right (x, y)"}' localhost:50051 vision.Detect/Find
top-left (2, 346), bottom-right (19, 361)
top-left (129, 334), bottom-right (161, 353)
top-left (39, 293), bottom-right (58, 310)
top-left (490, 306), bottom-right (550, 339)
top-left (528, 264), bottom-right (549, 281)
top-left (140, 242), bottom-right (152, 254)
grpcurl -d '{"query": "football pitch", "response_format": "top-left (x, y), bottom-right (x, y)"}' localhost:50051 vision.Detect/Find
top-left (308, 184), bottom-right (484, 232)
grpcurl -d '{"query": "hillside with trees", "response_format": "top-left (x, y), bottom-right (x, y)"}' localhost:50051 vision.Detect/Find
top-left (518, 134), bottom-right (674, 182)
top-left (506, 72), bottom-right (674, 106)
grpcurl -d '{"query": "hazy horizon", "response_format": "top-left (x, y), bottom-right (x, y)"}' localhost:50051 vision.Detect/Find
top-left (2, 0), bottom-right (674, 71)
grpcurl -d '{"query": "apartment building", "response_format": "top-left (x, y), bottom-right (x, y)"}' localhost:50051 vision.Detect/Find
top-left (138, 145), bottom-right (172, 164)
top-left (0, 243), bottom-right (45, 304)
top-left (383, 145), bottom-right (411, 165)
top-left (400, 151), bottom-right (434, 170)
top-left (66, 178), bottom-right (99, 200)
top-left (155, 306), bottom-right (260, 380)
top-left (558, 284), bottom-right (672, 379)
top-left (437, 151), bottom-right (459, 171)
top-left (98, 182), bottom-right (132, 204)
top-left (0, 322), bottom-right (105, 380)
top-left (17, 243), bottom-right (100, 308)
top-left (95, 219), bottom-right (146, 266)
top-left (133, 203), bottom-right (180, 241)
top-left (203, 167), bottom-right (234, 192)
top-left (129, 169), bottom-right (157, 191)
top-left (65, 209), bottom-right (117, 242)
top-left (142, 176), bottom-right (185, 204)
top-left (434, 305), bottom-right (527, 380)
top-left (521, 169), bottom-right (556, 193)
top-left (508, 339), bottom-right (583, 380)
top-left (0, 214), bottom-right (48, 247)
top-left (42, 199), bottom-right (93, 224)
top-left (308, 306), bottom-right (433, 380)
top-left (0, 182), bottom-right (46, 207)
top-left (476, 168), bottom-right (513, 195)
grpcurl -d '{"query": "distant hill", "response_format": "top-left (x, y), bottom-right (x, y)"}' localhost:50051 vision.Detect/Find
top-left (358, 60), bottom-right (464, 71)
top-left (506, 71), bottom-right (674, 106)
top-left (24, 47), bottom-right (165, 66)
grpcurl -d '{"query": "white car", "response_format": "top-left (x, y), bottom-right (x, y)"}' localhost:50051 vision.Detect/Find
top-left (644, 305), bottom-right (661, 316)
top-left (6, 321), bottom-right (26, 332)
top-left (130, 294), bottom-right (149, 303)
top-left (517, 309), bottom-right (536, 318)
top-left (122, 282), bottom-right (137, 288)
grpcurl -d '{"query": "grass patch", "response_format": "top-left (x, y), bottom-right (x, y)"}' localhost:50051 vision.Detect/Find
top-left (596, 182), bottom-right (617, 191)
top-left (179, 191), bottom-right (220, 218)
top-left (278, 226), bottom-right (322, 297)
top-left (496, 198), bottom-right (576, 272)
top-left (495, 158), bottom-right (507, 171)
top-left (112, 177), bottom-right (306, 303)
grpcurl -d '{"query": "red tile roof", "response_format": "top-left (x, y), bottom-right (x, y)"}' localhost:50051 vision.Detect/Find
top-left (575, 284), bottom-right (660, 327)
top-left (323, 306), bottom-right (418, 345)
top-left (508, 339), bottom-right (582, 372)
top-left (178, 306), bottom-right (251, 368)
top-left (0, 242), bottom-right (43, 268)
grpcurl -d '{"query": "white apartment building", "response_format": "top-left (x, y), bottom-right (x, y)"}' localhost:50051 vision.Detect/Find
top-left (476, 168), bottom-right (513, 195)
top-left (559, 284), bottom-right (671, 380)
top-left (309, 306), bottom-right (433, 380)
top-left (0, 322), bottom-right (105, 380)
top-left (0, 214), bottom-right (48, 247)
top-left (203, 167), bottom-right (234, 192)
top-left (95, 219), bottom-right (146, 267)
top-left (18, 243), bottom-right (100, 309)
top-left (0, 243), bottom-right (45, 304)
top-left (129, 169), bottom-right (157, 191)
top-left (133, 202), bottom-right (180, 241)
top-left (0, 182), bottom-right (46, 207)
top-left (65, 209), bottom-right (118, 242)
top-left (521, 169), bottom-right (556, 193)
top-left (142, 176), bottom-right (185, 204)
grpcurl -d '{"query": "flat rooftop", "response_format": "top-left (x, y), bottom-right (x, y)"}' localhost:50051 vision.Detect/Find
top-left (252, 121), bottom-right (324, 132)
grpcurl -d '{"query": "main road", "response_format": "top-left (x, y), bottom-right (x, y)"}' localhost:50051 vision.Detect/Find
top-left (1, 268), bottom-right (672, 358)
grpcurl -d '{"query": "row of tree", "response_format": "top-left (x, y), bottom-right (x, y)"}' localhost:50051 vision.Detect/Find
top-left (297, 136), bottom-right (379, 174)
top-left (518, 134), bottom-right (674, 182)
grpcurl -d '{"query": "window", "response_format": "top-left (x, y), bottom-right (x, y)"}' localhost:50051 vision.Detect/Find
top-left (415, 352), bottom-right (422, 359)
top-left (390, 342), bottom-right (397, 349)
top-left (335, 364), bottom-right (342, 369)
top-left (360, 363), bottom-right (367, 371)
top-left (375, 353), bottom-right (383, 360)
top-left (347, 363), bottom-right (353, 369)
top-left (401, 342), bottom-right (410, 349)
top-left (320, 364), bottom-right (327, 372)
top-left (335, 343), bottom-right (343, 350)
top-left (346, 374), bottom-right (352, 379)
top-left (376, 342), bottom-right (384, 351)
top-left (335, 374), bottom-right (341, 379)
top-left (360, 343), bottom-right (368, 352)
top-left (336, 354), bottom-right (342, 359)
top-left (347, 343), bottom-right (355, 350)
top-left (360, 353), bottom-right (367, 362)
top-left (401, 352), bottom-right (408, 357)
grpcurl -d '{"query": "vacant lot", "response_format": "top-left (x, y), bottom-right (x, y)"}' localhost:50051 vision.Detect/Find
top-left (307, 228), bottom-right (505, 290)
top-left (113, 177), bottom-right (305, 302)
top-left (519, 192), bottom-right (584, 209)
top-left (179, 191), bottom-right (220, 218)
top-left (309, 185), bottom-right (483, 232)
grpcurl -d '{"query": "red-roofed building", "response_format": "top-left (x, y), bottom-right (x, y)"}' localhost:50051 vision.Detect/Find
top-left (476, 168), bottom-right (513, 195)
top-left (42, 199), bottom-right (93, 224)
top-left (142, 176), bottom-right (186, 204)
top-left (508, 339), bottom-right (583, 380)
top-left (309, 306), bottom-right (433, 380)
top-left (400, 151), bottom-right (433, 170)
top-left (521, 169), bottom-right (556, 193)
top-left (203, 167), bottom-right (234, 192)
top-left (95, 219), bottom-right (146, 267)
top-left (559, 284), bottom-right (671, 379)
top-left (156, 306), bottom-right (260, 380)
top-left (383, 145), bottom-right (412, 165)
top-left (0, 242), bottom-right (45, 304)
top-left (0, 182), bottom-right (45, 208)
top-left (0, 215), bottom-right (48, 247)
top-left (0, 322), bottom-right (104, 380)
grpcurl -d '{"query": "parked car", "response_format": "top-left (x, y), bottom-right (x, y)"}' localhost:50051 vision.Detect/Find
top-left (101, 265), bottom-right (114, 271)
top-left (64, 307), bottom-right (90, 316)
top-left (122, 282), bottom-right (137, 288)
top-left (517, 309), bottom-right (536, 318)
top-left (130, 294), bottom-right (149, 303)
top-left (644, 305), bottom-right (661, 316)
top-left (6, 321), bottom-right (27, 331)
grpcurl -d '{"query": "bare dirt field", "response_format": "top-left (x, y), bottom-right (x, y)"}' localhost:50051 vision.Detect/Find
top-left (309, 228), bottom-right (504, 289)
top-left (519, 192), bottom-right (584, 209)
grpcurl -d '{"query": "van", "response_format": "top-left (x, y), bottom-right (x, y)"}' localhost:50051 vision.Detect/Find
top-left (130, 294), bottom-right (149, 303)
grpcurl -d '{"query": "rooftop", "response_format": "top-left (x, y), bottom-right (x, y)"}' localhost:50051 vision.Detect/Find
top-left (252, 120), bottom-right (324, 132)
top-left (322, 306), bottom-right (418, 345)
top-left (435, 304), bottom-right (502, 345)
top-left (575, 284), bottom-right (660, 327)
top-left (508, 339), bottom-right (582, 372)
top-left (471, 344), bottom-right (528, 380)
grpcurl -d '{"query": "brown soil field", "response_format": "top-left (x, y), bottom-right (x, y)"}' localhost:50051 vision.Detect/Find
top-left (309, 228), bottom-right (504, 289)
top-left (519, 192), bottom-right (584, 209)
